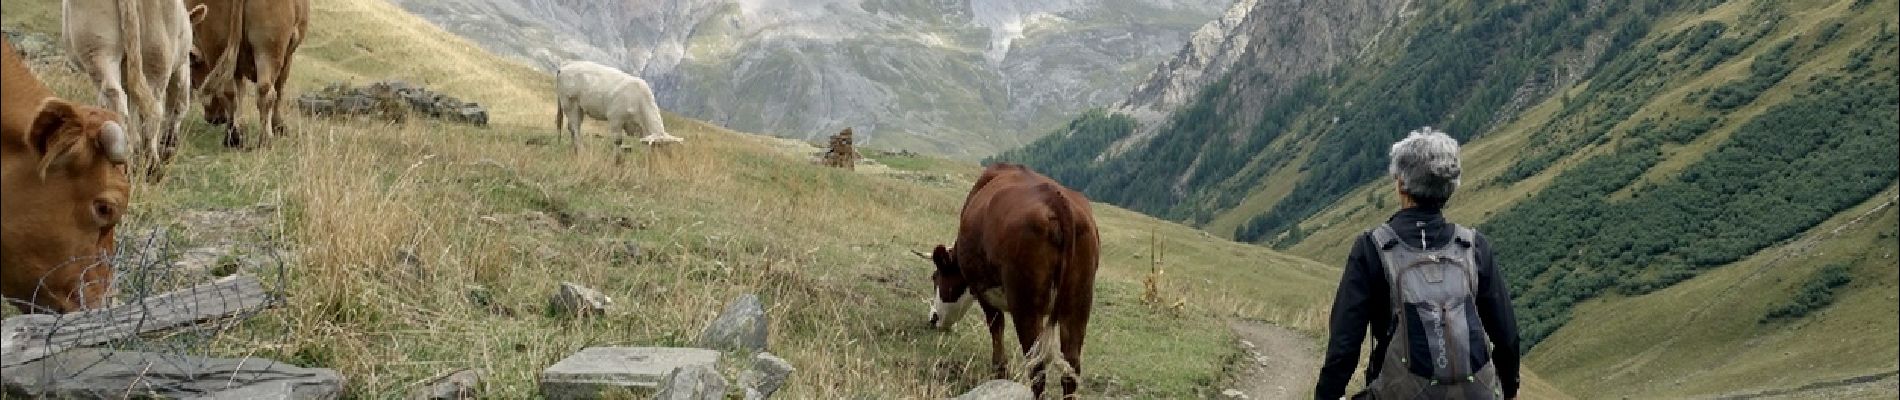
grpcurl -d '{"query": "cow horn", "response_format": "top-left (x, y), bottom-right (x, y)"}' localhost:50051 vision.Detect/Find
top-left (99, 121), bottom-right (130, 164)
top-left (910, 250), bottom-right (931, 260)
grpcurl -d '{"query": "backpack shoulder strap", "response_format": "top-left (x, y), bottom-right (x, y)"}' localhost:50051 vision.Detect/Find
top-left (1370, 224), bottom-right (1402, 251)
top-left (1449, 224), bottom-right (1481, 294)
top-left (1367, 225), bottom-right (1406, 314)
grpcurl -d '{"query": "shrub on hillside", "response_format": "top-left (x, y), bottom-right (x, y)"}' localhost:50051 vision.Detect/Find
top-left (1760, 264), bottom-right (1854, 323)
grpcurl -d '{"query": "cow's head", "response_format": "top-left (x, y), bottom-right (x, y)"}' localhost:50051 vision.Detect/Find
top-left (1, 99), bottom-right (130, 313)
top-left (920, 245), bottom-right (973, 330)
top-left (186, 51), bottom-right (236, 125)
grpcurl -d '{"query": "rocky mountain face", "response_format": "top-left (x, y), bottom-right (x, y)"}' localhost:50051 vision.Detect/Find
top-left (390, 0), bottom-right (1229, 157)
top-left (1105, 0), bottom-right (1405, 158)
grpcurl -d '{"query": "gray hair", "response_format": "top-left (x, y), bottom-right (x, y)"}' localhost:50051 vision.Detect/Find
top-left (1389, 127), bottom-right (1462, 202)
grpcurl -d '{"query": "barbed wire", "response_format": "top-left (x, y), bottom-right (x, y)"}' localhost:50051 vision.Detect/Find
top-left (4, 208), bottom-right (295, 397)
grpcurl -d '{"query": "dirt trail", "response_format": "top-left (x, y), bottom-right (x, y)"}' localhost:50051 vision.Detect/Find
top-left (1220, 320), bottom-right (1322, 400)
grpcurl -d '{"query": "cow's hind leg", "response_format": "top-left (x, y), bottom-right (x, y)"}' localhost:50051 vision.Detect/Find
top-left (1056, 295), bottom-right (1093, 398)
top-left (1010, 312), bottom-right (1056, 396)
top-left (214, 80), bottom-right (246, 148)
top-left (79, 53), bottom-right (131, 123)
top-left (251, 41), bottom-right (285, 147)
top-left (563, 101), bottom-right (583, 153)
top-left (159, 63), bottom-right (190, 167)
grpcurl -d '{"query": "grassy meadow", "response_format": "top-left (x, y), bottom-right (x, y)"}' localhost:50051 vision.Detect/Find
top-left (5, 0), bottom-right (1348, 398)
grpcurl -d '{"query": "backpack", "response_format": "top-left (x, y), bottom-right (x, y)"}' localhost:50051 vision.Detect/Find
top-left (1364, 224), bottom-right (1502, 400)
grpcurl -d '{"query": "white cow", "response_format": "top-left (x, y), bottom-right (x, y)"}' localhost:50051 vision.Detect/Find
top-left (554, 61), bottom-right (683, 153)
top-left (62, 0), bottom-right (196, 180)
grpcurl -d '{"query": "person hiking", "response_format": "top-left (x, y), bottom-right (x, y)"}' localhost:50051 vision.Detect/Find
top-left (1314, 127), bottom-right (1521, 400)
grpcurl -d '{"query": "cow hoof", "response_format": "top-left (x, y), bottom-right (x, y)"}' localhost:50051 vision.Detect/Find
top-left (222, 134), bottom-right (242, 149)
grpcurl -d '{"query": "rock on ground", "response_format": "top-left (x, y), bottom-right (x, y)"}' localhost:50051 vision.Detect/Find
top-left (654, 364), bottom-right (728, 400)
top-left (547, 282), bottom-right (612, 318)
top-left (1, 348), bottom-right (343, 399)
top-left (955, 379), bottom-right (1033, 400)
top-left (538, 347), bottom-right (720, 399)
top-left (739, 352), bottom-right (794, 399)
top-left (699, 294), bottom-right (769, 352)
top-left (411, 368), bottom-right (481, 400)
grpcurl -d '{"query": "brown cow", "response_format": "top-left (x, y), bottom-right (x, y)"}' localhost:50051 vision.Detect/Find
top-left (3, 39), bottom-right (132, 314)
top-left (186, 0), bottom-right (309, 148)
top-left (923, 163), bottom-right (1100, 398)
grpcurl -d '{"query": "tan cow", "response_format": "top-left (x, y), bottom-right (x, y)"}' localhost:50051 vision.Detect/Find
top-left (61, 0), bottom-right (194, 181)
top-left (3, 39), bottom-right (132, 314)
top-left (555, 60), bottom-right (684, 154)
top-left (187, 0), bottom-right (309, 148)
top-left (922, 163), bottom-right (1101, 398)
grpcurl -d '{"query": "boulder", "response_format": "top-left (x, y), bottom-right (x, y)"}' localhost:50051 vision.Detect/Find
top-left (547, 282), bottom-right (612, 318)
top-left (738, 352), bottom-right (794, 399)
top-left (699, 294), bottom-right (769, 352)
top-left (653, 364), bottom-right (728, 400)
top-left (1, 348), bottom-right (343, 399)
top-left (410, 368), bottom-right (481, 400)
top-left (538, 347), bottom-right (720, 399)
top-left (955, 380), bottom-right (1033, 400)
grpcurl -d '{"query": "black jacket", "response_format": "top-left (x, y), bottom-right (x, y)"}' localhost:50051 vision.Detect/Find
top-left (1314, 207), bottom-right (1521, 399)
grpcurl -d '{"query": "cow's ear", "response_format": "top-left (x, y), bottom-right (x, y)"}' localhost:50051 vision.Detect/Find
top-left (28, 98), bottom-right (79, 156)
top-left (931, 245), bottom-right (953, 269)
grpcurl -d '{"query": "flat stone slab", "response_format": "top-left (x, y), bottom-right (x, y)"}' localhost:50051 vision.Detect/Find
top-left (539, 347), bottom-right (721, 399)
top-left (1, 348), bottom-right (343, 399)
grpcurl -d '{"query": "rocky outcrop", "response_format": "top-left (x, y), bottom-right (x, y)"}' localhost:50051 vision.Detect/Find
top-left (296, 81), bottom-right (489, 126)
top-left (1111, 0), bottom-right (1260, 132)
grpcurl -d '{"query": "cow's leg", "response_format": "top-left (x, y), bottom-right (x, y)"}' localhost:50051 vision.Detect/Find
top-left (251, 43), bottom-right (283, 147)
top-left (268, 38), bottom-right (300, 137)
top-left (80, 53), bottom-right (131, 123)
top-left (981, 304), bottom-right (1009, 379)
top-left (138, 69), bottom-right (170, 182)
top-left (1009, 310), bottom-right (1051, 398)
top-left (160, 63), bottom-right (190, 165)
top-left (213, 78), bottom-right (247, 148)
top-left (564, 102), bottom-right (584, 153)
top-left (609, 117), bottom-right (631, 165)
top-left (77, 52), bottom-right (139, 160)
top-left (1056, 295), bottom-right (1093, 398)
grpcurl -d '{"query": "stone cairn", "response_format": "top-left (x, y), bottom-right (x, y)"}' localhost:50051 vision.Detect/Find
top-left (295, 80), bottom-right (488, 126)
top-left (819, 128), bottom-right (858, 170)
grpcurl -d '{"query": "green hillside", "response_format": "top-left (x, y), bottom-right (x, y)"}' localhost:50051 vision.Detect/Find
top-left (1, 1), bottom-right (1355, 398)
top-left (999, 0), bottom-right (1899, 397)
top-left (1527, 186), bottom-right (1898, 398)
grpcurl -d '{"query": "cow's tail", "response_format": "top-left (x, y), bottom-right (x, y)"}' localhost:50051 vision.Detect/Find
top-left (1027, 183), bottom-right (1085, 383)
top-left (197, 0), bottom-right (244, 100)
top-left (117, 0), bottom-right (157, 129)
top-left (553, 68), bottom-right (564, 135)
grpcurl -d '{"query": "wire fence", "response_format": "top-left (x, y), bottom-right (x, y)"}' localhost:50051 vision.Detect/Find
top-left (2, 209), bottom-right (300, 397)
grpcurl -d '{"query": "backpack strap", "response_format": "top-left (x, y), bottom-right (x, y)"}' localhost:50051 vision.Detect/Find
top-left (1449, 224), bottom-right (1481, 295)
top-left (1367, 225), bottom-right (1406, 317)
